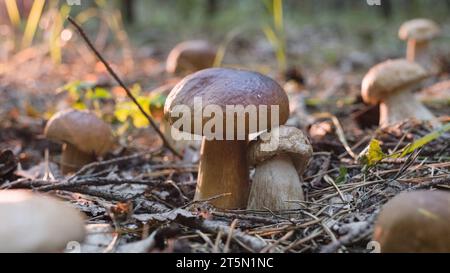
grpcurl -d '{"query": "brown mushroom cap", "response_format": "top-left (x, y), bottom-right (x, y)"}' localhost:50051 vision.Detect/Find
top-left (0, 190), bottom-right (86, 253)
top-left (166, 40), bottom-right (217, 74)
top-left (399, 19), bottom-right (440, 42)
top-left (373, 190), bottom-right (450, 253)
top-left (361, 59), bottom-right (428, 105)
top-left (164, 68), bottom-right (290, 137)
top-left (44, 109), bottom-right (114, 156)
top-left (248, 126), bottom-right (312, 174)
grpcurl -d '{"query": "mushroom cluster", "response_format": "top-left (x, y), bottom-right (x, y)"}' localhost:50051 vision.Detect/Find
top-left (44, 109), bottom-right (115, 174)
top-left (247, 126), bottom-right (312, 211)
top-left (361, 59), bottom-right (440, 128)
top-left (373, 190), bottom-right (450, 253)
top-left (164, 67), bottom-right (289, 209)
top-left (0, 190), bottom-right (86, 253)
top-left (399, 19), bottom-right (440, 71)
top-left (166, 40), bottom-right (217, 75)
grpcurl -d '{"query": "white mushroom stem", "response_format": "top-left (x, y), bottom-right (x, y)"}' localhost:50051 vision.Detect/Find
top-left (247, 154), bottom-right (304, 211)
top-left (407, 40), bottom-right (433, 71)
top-left (379, 87), bottom-right (440, 128)
top-left (61, 143), bottom-right (95, 174)
top-left (195, 139), bottom-right (249, 209)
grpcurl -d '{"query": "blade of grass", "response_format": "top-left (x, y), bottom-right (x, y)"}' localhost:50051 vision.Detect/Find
top-left (5, 0), bottom-right (21, 27)
top-left (21, 0), bottom-right (45, 49)
top-left (261, 0), bottom-right (286, 71)
top-left (214, 26), bottom-right (251, 67)
top-left (392, 123), bottom-right (450, 158)
top-left (50, 5), bottom-right (71, 64)
top-left (273, 0), bottom-right (284, 33)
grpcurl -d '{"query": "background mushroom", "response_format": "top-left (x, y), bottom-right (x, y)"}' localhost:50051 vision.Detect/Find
top-left (0, 190), bottom-right (86, 253)
top-left (164, 67), bottom-right (289, 208)
top-left (44, 109), bottom-right (115, 174)
top-left (399, 18), bottom-right (440, 71)
top-left (247, 126), bottom-right (312, 212)
top-left (419, 79), bottom-right (450, 105)
top-left (166, 40), bottom-right (217, 75)
top-left (361, 59), bottom-right (440, 127)
top-left (373, 190), bottom-right (450, 253)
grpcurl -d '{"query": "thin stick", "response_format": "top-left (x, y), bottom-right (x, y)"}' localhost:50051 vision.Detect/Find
top-left (67, 16), bottom-right (181, 158)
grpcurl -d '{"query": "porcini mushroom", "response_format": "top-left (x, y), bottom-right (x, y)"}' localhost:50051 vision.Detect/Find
top-left (399, 19), bottom-right (440, 71)
top-left (164, 68), bottom-right (289, 208)
top-left (247, 126), bottom-right (312, 211)
top-left (361, 59), bottom-right (440, 128)
top-left (373, 190), bottom-right (450, 253)
top-left (166, 40), bottom-right (217, 75)
top-left (44, 109), bottom-right (115, 174)
top-left (0, 190), bottom-right (86, 253)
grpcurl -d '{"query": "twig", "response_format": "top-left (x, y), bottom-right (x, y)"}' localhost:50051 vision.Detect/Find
top-left (66, 17), bottom-right (181, 158)
top-left (68, 152), bottom-right (150, 181)
top-left (37, 178), bottom-right (162, 192)
top-left (223, 219), bottom-right (238, 253)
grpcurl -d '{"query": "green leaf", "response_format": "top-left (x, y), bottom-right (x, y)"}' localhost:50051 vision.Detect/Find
top-left (335, 167), bottom-right (348, 184)
top-left (73, 101), bottom-right (87, 110)
top-left (149, 93), bottom-right (167, 118)
top-left (114, 96), bottom-right (151, 129)
top-left (87, 87), bottom-right (112, 100)
top-left (360, 139), bottom-right (386, 166)
top-left (392, 123), bottom-right (450, 158)
top-left (132, 113), bottom-right (149, 128)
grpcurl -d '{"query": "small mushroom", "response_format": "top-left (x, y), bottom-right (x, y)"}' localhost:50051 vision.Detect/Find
top-left (361, 59), bottom-right (440, 128)
top-left (399, 19), bottom-right (440, 71)
top-left (44, 109), bottom-right (115, 174)
top-left (373, 190), bottom-right (450, 253)
top-left (164, 68), bottom-right (289, 208)
top-left (166, 40), bottom-right (217, 75)
top-left (247, 126), bottom-right (312, 211)
top-left (0, 190), bottom-right (86, 253)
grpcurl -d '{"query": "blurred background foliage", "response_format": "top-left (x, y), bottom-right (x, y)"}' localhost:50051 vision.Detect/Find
top-left (2, 0), bottom-right (450, 69)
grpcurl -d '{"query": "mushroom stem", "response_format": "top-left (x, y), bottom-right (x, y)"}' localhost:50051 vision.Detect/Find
top-left (195, 139), bottom-right (249, 209)
top-left (61, 143), bottom-right (95, 174)
top-left (247, 154), bottom-right (304, 211)
top-left (379, 88), bottom-right (439, 127)
top-left (407, 40), bottom-right (432, 70)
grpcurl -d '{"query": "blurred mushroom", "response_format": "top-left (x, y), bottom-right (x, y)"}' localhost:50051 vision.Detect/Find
top-left (373, 190), bottom-right (450, 253)
top-left (247, 126), bottom-right (312, 211)
top-left (419, 79), bottom-right (450, 103)
top-left (399, 19), bottom-right (440, 71)
top-left (0, 190), bottom-right (86, 253)
top-left (44, 109), bottom-right (115, 174)
top-left (164, 68), bottom-right (289, 208)
top-left (361, 59), bottom-right (440, 128)
top-left (166, 40), bottom-right (217, 75)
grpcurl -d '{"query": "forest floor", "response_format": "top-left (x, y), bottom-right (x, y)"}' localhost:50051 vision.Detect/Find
top-left (0, 20), bottom-right (449, 253)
